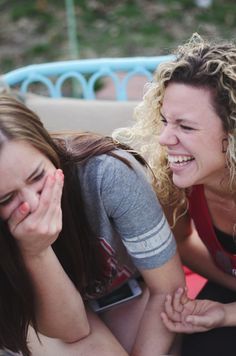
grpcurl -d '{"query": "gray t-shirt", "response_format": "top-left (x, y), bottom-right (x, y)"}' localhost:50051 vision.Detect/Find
top-left (79, 150), bottom-right (176, 288)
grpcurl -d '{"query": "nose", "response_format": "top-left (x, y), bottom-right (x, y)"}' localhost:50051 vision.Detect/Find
top-left (158, 125), bottom-right (179, 146)
top-left (20, 188), bottom-right (40, 213)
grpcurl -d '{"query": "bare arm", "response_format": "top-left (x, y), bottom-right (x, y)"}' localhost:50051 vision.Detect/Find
top-left (8, 170), bottom-right (89, 342)
top-left (23, 248), bottom-right (89, 342)
top-left (178, 228), bottom-right (236, 291)
top-left (131, 252), bottom-right (185, 356)
top-left (168, 210), bottom-right (236, 292)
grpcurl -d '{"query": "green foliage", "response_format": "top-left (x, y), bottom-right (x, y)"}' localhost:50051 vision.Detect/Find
top-left (196, 2), bottom-right (236, 27)
top-left (10, 3), bottom-right (53, 22)
top-left (1, 57), bottom-right (14, 73)
top-left (26, 43), bottom-right (51, 56)
top-left (2, 0), bottom-right (236, 73)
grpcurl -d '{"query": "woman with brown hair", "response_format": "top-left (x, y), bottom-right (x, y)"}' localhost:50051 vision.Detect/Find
top-left (0, 95), bottom-right (184, 355)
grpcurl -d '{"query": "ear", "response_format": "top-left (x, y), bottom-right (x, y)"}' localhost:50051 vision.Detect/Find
top-left (221, 137), bottom-right (228, 153)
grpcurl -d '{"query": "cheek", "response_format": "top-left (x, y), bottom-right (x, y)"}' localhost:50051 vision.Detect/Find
top-left (0, 200), bottom-right (19, 221)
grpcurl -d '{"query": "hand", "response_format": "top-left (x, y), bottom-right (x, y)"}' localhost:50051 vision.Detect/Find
top-left (160, 287), bottom-right (225, 333)
top-left (8, 169), bottom-right (64, 258)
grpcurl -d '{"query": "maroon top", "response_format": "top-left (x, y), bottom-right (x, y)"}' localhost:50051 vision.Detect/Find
top-left (188, 185), bottom-right (236, 277)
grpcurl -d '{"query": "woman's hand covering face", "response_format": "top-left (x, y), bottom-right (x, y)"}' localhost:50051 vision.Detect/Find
top-left (8, 169), bottom-right (64, 258)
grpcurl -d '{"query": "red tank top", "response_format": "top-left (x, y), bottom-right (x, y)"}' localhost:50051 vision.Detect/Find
top-left (188, 185), bottom-right (236, 277)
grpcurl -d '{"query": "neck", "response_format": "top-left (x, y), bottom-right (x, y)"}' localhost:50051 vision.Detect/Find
top-left (204, 182), bottom-right (236, 206)
top-left (203, 170), bottom-right (235, 199)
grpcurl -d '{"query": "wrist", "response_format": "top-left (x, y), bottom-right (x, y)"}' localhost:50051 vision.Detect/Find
top-left (22, 247), bottom-right (53, 266)
top-left (222, 302), bottom-right (236, 327)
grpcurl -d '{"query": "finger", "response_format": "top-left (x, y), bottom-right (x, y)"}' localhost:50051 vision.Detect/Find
top-left (33, 170), bottom-right (63, 235)
top-left (52, 169), bottom-right (64, 205)
top-left (181, 286), bottom-right (190, 304)
top-left (161, 312), bottom-right (183, 333)
top-left (35, 170), bottom-right (63, 219)
top-left (161, 312), bottom-right (201, 333)
top-left (8, 202), bottom-right (30, 234)
top-left (164, 294), bottom-right (181, 321)
top-left (173, 288), bottom-right (185, 313)
top-left (164, 294), bottom-right (174, 316)
top-left (186, 314), bottom-right (212, 328)
top-left (41, 169), bottom-right (64, 220)
top-left (43, 169), bottom-right (63, 205)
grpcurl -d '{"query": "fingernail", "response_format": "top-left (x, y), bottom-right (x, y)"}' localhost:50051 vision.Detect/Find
top-left (20, 202), bottom-right (29, 214)
top-left (56, 169), bottom-right (64, 180)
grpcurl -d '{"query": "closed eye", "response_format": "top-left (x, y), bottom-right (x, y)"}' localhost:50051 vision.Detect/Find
top-left (0, 194), bottom-right (14, 206)
top-left (160, 114), bottom-right (167, 125)
top-left (31, 170), bottom-right (45, 183)
top-left (180, 125), bottom-right (195, 131)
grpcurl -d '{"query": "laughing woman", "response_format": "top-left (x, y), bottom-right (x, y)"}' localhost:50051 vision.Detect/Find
top-left (113, 34), bottom-right (236, 356)
top-left (0, 95), bottom-right (185, 356)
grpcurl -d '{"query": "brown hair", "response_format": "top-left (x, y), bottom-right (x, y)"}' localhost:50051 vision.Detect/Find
top-left (0, 95), bottom-right (146, 355)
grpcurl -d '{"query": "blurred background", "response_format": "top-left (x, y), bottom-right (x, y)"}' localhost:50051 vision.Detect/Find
top-left (0, 0), bottom-right (236, 74)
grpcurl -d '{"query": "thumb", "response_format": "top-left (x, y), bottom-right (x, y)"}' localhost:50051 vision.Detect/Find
top-left (185, 314), bottom-right (212, 327)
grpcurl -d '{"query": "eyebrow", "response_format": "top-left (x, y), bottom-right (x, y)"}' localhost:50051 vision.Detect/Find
top-left (160, 112), bottom-right (184, 122)
top-left (160, 112), bottom-right (198, 125)
top-left (0, 162), bottom-right (43, 201)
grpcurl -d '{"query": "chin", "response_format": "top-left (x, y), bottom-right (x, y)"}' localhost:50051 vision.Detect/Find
top-left (172, 177), bottom-right (192, 189)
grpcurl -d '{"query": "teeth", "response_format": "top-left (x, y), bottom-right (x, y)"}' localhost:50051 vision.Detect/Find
top-left (168, 155), bottom-right (194, 163)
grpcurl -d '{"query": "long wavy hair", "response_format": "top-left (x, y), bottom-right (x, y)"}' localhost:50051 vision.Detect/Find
top-left (0, 95), bottom-right (146, 355)
top-left (113, 33), bottom-right (236, 221)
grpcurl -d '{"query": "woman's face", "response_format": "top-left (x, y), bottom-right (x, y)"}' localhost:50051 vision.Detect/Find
top-left (0, 140), bottom-right (56, 221)
top-left (158, 83), bottom-right (227, 189)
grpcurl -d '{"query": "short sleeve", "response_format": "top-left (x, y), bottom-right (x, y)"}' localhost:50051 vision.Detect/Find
top-left (99, 151), bottom-right (176, 269)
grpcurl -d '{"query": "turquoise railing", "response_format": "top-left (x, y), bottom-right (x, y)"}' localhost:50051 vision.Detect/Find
top-left (1, 55), bottom-right (173, 101)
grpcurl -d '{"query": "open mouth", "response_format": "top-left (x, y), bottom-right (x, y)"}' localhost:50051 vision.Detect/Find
top-left (168, 155), bottom-right (195, 166)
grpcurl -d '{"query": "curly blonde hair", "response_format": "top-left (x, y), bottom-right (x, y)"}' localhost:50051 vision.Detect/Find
top-left (113, 33), bottom-right (236, 222)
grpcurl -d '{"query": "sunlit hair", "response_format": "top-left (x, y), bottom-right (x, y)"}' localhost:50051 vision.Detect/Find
top-left (113, 33), bottom-right (236, 222)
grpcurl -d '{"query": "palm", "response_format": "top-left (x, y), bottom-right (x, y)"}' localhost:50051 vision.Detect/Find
top-left (181, 299), bottom-right (223, 328)
top-left (162, 295), bottom-right (225, 333)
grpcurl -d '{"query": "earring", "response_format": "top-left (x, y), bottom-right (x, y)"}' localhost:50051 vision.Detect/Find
top-left (221, 138), bottom-right (228, 153)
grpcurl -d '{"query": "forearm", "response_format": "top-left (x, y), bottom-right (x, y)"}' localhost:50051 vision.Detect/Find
top-left (131, 293), bottom-right (174, 356)
top-left (223, 302), bottom-right (236, 327)
top-left (131, 253), bottom-right (185, 356)
top-left (23, 247), bottom-right (89, 341)
top-left (179, 230), bottom-right (236, 291)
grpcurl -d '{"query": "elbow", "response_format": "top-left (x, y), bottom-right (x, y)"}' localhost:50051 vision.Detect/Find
top-left (62, 321), bottom-right (90, 343)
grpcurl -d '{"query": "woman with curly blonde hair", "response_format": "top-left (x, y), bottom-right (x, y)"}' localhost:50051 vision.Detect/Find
top-left (113, 33), bottom-right (236, 355)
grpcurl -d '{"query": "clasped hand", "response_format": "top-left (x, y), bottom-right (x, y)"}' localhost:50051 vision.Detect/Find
top-left (161, 287), bottom-right (226, 333)
top-left (8, 169), bottom-right (64, 258)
